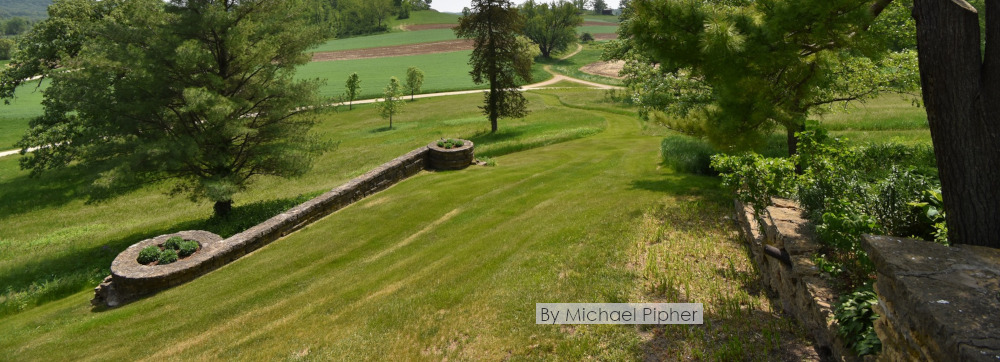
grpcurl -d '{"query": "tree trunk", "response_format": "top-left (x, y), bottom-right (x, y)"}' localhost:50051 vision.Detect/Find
top-left (214, 200), bottom-right (233, 218)
top-left (786, 122), bottom-right (806, 157)
top-left (913, 0), bottom-right (1000, 247)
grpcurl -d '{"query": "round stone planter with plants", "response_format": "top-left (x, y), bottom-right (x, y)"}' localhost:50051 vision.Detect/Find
top-left (427, 138), bottom-right (474, 170)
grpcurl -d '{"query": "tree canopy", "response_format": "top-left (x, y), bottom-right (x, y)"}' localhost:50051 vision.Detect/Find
top-left (1, 0), bottom-right (328, 217)
top-left (454, 0), bottom-right (534, 133)
top-left (607, 0), bottom-right (919, 154)
top-left (520, 0), bottom-right (583, 59)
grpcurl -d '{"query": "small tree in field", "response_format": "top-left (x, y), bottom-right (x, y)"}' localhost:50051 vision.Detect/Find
top-left (376, 77), bottom-right (405, 129)
top-left (405, 66), bottom-right (424, 100)
top-left (345, 72), bottom-right (361, 110)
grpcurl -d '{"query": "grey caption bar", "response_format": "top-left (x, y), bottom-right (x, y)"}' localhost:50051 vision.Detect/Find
top-left (536, 303), bottom-right (703, 325)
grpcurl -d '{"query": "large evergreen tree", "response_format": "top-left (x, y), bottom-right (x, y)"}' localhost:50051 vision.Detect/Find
top-left (1, 0), bottom-right (327, 217)
top-left (454, 0), bottom-right (534, 133)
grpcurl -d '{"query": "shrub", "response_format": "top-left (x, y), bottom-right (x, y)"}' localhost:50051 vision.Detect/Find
top-left (437, 139), bottom-right (464, 149)
top-left (710, 152), bottom-right (796, 221)
top-left (661, 134), bottom-right (719, 175)
top-left (158, 249), bottom-right (179, 265)
top-left (835, 288), bottom-right (882, 356)
top-left (137, 246), bottom-right (161, 264)
top-left (178, 240), bottom-right (199, 257)
top-left (580, 32), bottom-right (594, 43)
top-left (163, 236), bottom-right (184, 250)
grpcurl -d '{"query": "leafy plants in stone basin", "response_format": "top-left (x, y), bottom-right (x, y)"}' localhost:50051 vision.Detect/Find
top-left (436, 138), bottom-right (465, 149)
top-left (710, 129), bottom-right (940, 357)
top-left (134, 237), bottom-right (201, 266)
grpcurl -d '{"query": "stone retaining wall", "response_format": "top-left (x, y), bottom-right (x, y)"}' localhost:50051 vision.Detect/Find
top-left (427, 140), bottom-right (475, 170)
top-left (734, 199), bottom-right (857, 361)
top-left (862, 235), bottom-right (1000, 361)
top-left (94, 142), bottom-right (473, 307)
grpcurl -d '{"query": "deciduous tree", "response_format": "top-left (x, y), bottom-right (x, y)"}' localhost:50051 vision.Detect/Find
top-left (405, 66), bottom-right (424, 100)
top-left (376, 77), bottom-right (405, 129)
top-left (454, 0), bottom-right (535, 133)
top-left (346, 72), bottom-right (362, 110)
top-left (521, 0), bottom-right (583, 59)
top-left (911, 0), bottom-right (1000, 248)
top-left (1, 0), bottom-right (328, 218)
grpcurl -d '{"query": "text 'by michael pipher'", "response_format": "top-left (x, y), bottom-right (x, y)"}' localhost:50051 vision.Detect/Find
top-left (536, 303), bottom-right (704, 325)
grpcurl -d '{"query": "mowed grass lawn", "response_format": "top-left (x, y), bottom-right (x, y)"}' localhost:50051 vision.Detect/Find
top-left (543, 43), bottom-right (623, 86)
top-left (0, 89), bottom-right (810, 359)
top-left (0, 79), bottom-right (46, 148)
top-left (811, 95), bottom-right (931, 145)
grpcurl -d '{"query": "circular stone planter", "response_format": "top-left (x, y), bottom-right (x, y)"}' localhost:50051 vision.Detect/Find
top-left (97, 230), bottom-right (223, 306)
top-left (427, 139), bottom-right (474, 170)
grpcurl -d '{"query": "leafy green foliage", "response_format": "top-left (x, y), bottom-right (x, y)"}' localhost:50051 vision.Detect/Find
top-left (660, 134), bottom-right (718, 175)
top-left (579, 32), bottom-right (594, 43)
top-left (834, 288), bottom-right (882, 356)
top-left (157, 249), bottom-right (178, 265)
top-left (137, 245), bottom-right (161, 265)
top-left (4, 0), bottom-right (329, 218)
top-left (163, 236), bottom-right (183, 251)
top-left (454, 0), bottom-right (534, 133)
top-left (606, 0), bottom-right (920, 154)
top-left (375, 77), bottom-right (405, 129)
top-left (345, 72), bottom-right (361, 110)
top-left (520, 0), bottom-right (583, 58)
top-left (909, 188), bottom-right (947, 245)
top-left (709, 152), bottom-right (796, 221)
top-left (404, 66), bottom-right (424, 101)
top-left (178, 240), bottom-right (199, 257)
top-left (436, 138), bottom-right (464, 149)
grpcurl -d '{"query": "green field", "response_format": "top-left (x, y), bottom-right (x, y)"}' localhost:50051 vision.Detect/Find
top-left (311, 28), bottom-right (458, 53)
top-left (578, 25), bottom-right (620, 35)
top-left (583, 14), bottom-right (621, 23)
top-left (810, 95), bottom-right (931, 145)
top-left (301, 50), bottom-right (551, 100)
top-left (0, 79), bottom-right (47, 148)
top-left (392, 9), bottom-right (460, 26)
top-left (0, 88), bottom-right (810, 360)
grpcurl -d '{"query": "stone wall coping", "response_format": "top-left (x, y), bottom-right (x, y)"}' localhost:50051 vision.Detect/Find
top-left (863, 234), bottom-right (1000, 361)
top-left (426, 139), bottom-right (473, 153)
top-left (97, 145), bottom-right (441, 306)
top-left (111, 230), bottom-right (224, 280)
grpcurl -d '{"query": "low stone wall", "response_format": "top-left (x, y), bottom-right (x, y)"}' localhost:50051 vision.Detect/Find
top-left (734, 199), bottom-right (857, 361)
top-left (862, 235), bottom-right (1000, 361)
top-left (94, 142), bottom-right (474, 307)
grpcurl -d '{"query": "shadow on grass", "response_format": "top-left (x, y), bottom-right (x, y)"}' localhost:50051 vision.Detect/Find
top-left (0, 161), bottom-right (142, 219)
top-left (0, 195), bottom-right (313, 317)
top-left (629, 173), bottom-right (723, 197)
top-left (368, 126), bottom-right (396, 133)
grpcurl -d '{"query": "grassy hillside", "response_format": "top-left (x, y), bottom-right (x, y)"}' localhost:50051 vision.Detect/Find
top-left (311, 29), bottom-right (457, 53)
top-left (0, 89), bottom-right (809, 360)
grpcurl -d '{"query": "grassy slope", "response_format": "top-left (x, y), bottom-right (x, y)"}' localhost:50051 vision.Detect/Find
top-left (0, 89), bottom-right (806, 360)
top-left (391, 9), bottom-right (460, 26)
top-left (0, 79), bottom-right (45, 148)
top-left (542, 43), bottom-right (622, 86)
top-left (0, 92), bottom-right (599, 318)
top-left (578, 25), bottom-right (619, 35)
top-left (810, 95), bottom-right (931, 145)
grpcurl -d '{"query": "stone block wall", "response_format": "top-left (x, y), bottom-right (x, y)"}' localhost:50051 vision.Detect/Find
top-left (734, 199), bottom-right (858, 361)
top-left (95, 143), bottom-right (473, 307)
top-left (863, 235), bottom-right (1000, 361)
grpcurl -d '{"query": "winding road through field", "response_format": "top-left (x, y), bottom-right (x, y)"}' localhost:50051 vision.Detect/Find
top-left (0, 44), bottom-right (620, 159)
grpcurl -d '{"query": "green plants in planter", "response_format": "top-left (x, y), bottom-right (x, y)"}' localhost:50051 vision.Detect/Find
top-left (158, 249), bottom-right (179, 265)
top-left (137, 246), bottom-right (161, 265)
top-left (163, 236), bottom-right (184, 250)
top-left (436, 139), bottom-right (465, 149)
top-left (178, 240), bottom-right (199, 257)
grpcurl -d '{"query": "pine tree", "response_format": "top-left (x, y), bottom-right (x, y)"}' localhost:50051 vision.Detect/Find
top-left (454, 0), bottom-right (534, 133)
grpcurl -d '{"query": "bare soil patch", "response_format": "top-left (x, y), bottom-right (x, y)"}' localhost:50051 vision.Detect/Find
top-left (593, 33), bottom-right (618, 41)
top-left (579, 60), bottom-right (625, 79)
top-left (311, 39), bottom-right (474, 62)
top-left (399, 23), bottom-right (456, 31)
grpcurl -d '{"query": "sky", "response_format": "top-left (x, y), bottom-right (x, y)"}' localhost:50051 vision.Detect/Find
top-left (431, 0), bottom-right (532, 14)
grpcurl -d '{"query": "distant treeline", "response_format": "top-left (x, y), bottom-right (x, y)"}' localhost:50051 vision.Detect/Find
top-left (305, 0), bottom-right (432, 38)
top-left (0, 0), bottom-right (52, 20)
